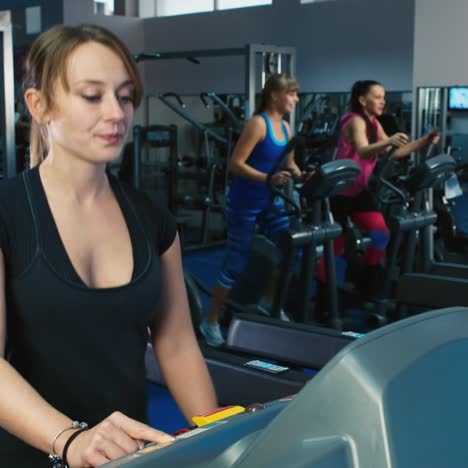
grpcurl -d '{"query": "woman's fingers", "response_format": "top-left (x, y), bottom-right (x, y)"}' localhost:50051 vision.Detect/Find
top-left (108, 412), bottom-right (175, 445)
top-left (275, 170), bottom-right (292, 185)
top-left (100, 422), bottom-right (142, 455)
top-left (67, 412), bottom-right (176, 467)
top-left (397, 133), bottom-right (409, 146)
top-left (87, 451), bottom-right (111, 467)
top-left (390, 132), bottom-right (409, 147)
top-left (95, 438), bottom-right (128, 462)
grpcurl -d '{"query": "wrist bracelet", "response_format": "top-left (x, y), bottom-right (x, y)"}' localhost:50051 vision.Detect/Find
top-left (62, 427), bottom-right (89, 468)
top-left (49, 421), bottom-right (88, 468)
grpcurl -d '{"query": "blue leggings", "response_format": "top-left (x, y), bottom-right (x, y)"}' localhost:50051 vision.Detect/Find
top-left (217, 196), bottom-right (290, 289)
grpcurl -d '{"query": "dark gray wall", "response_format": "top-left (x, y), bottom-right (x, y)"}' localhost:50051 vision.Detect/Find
top-left (62, 0), bottom-right (146, 123)
top-left (4, 0), bottom-right (417, 125)
top-left (1, 1), bottom-right (63, 105)
top-left (63, 0), bottom-right (144, 53)
top-left (0, 0), bottom-right (63, 46)
top-left (141, 0), bottom-right (415, 95)
top-left (414, 0), bottom-right (468, 87)
top-left (2, 0), bottom-right (416, 95)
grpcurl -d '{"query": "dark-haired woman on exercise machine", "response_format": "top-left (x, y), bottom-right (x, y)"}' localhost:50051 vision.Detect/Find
top-left (316, 80), bottom-right (439, 302)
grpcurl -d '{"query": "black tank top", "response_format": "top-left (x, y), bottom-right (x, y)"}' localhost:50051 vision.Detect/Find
top-left (0, 167), bottom-right (176, 466)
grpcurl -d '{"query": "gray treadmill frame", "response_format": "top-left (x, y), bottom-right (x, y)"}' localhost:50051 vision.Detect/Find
top-left (0, 21), bottom-right (16, 177)
top-left (103, 306), bottom-right (468, 468)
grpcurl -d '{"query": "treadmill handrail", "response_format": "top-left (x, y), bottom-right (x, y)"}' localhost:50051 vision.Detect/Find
top-left (373, 146), bottom-right (408, 205)
top-left (265, 136), bottom-right (305, 217)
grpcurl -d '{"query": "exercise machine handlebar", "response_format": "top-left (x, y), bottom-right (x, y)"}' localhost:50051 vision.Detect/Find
top-left (159, 92), bottom-right (230, 146)
top-left (266, 136), bottom-right (306, 218)
top-left (200, 92), bottom-right (242, 132)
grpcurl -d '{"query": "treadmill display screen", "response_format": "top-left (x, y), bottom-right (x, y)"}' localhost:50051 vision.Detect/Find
top-left (448, 87), bottom-right (468, 110)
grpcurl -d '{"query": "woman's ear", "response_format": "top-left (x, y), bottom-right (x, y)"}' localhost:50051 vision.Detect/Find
top-left (358, 95), bottom-right (366, 109)
top-left (24, 88), bottom-right (48, 124)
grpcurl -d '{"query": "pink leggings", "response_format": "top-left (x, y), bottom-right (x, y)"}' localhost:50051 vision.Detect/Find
top-left (317, 211), bottom-right (390, 282)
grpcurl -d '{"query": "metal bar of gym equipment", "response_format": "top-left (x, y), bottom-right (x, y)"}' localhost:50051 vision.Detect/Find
top-left (134, 43), bottom-right (296, 126)
top-left (0, 21), bottom-right (16, 178)
top-left (415, 86), bottom-right (468, 277)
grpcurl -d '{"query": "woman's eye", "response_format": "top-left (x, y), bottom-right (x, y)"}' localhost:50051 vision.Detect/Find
top-left (82, 95), bottom-right (101, 103)
top-left (118, 95), bottom-right (134, 104)
top-left (81, 94), bottom-right (134, 105)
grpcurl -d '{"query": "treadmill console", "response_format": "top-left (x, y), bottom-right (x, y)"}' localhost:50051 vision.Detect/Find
top-left (106, 307), bottom-right (468, 468)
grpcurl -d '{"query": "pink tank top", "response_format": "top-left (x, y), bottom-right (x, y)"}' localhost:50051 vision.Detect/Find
top-left (335, 112), bottom-right (380, 197)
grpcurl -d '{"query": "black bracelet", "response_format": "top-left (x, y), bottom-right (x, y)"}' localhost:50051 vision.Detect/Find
top-left (62, 427), bottom-right (88, 468)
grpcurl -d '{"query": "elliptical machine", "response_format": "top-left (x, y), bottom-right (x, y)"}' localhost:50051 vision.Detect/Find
top-left (368, 147), bottom-right (456, 324)
top-left (185, 136), bottom-right (361, 332)
top-left (264, 137), bottom-right (361, 330)
top-left (432, 145), bottom-right (468, 262)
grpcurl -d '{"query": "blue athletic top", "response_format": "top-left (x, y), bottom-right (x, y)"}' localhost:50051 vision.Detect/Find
top-left (228, 112), bottom-right (289, 207)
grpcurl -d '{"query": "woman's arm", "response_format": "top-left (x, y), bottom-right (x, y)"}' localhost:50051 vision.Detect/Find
top-left (151, 233), bottom-right (218, 422)
top-left (0, 249), bottom-right (175, 467)
top-left (377, 121), bottom-right (440, 158)
top-left (348, 117), bottom-right (408, 159)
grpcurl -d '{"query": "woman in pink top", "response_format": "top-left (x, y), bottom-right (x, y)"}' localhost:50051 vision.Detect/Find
top-left (317, 80), bottom-right (439, 302)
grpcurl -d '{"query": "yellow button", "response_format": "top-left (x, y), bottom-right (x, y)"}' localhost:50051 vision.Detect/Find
top-left (192, 405), bottom-right (245, 427)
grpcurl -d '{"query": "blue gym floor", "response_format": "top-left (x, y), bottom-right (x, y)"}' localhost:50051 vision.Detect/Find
top-left (147, 382), bottom-right (188, 433)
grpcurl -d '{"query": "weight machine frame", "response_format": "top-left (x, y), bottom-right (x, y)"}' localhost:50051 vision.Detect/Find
top-left (135, 43), bottom-right (296, 128)
top-left (0, 21), bottom-right (16, 177)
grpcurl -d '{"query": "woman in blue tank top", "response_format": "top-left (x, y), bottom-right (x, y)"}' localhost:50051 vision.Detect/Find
top-left (199, 73), bottom-right (302, 346)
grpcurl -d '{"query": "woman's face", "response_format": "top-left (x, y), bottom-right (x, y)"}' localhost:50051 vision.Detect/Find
top-left (360, 84), bottom-right (386, 116)
top-left (46, 41), bottom-right (135, 164)
top-left (273, 89), bottom-right (299, 115)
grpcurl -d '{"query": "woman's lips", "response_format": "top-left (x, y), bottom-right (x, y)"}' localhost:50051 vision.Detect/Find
top-left (98, 133), bottom-right (123, 144)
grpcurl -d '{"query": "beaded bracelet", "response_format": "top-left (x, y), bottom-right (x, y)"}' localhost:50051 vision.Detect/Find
top-left (62, 427), bottom-right (89, 468)
top-left (49, 421), bottom-right (88, 468)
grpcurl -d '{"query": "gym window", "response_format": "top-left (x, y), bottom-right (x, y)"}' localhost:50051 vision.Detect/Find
top-left (155, 0), bottom-right (272, 17)
top-left (94, 0), bottom-right (114, 15)
top-left (0, 10), bottom-right (11, 22)
top-left (156, 0), bottom-right (213, 17)
top-left (216, 0), bottom-right (272, 11)
top-left (300, 0), bottom-right (336, 3)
